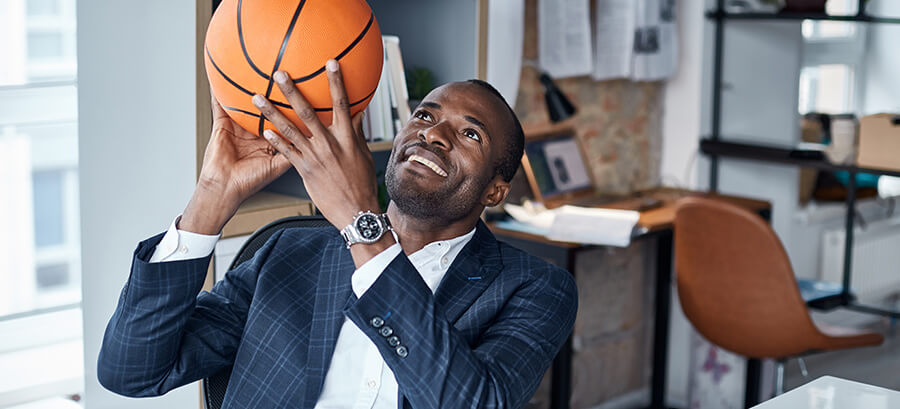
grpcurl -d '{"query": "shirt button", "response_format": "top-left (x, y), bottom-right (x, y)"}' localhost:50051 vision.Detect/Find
top-left (367, 380), bottom-right (377, 389)
top-left (178, 245), bottom-right (188, 254)
top-left (395, 345), bottom-right (408, 358)
top-left (379, 326), bottom-right (393, 337)
top-left (441, 256), bottom-right (449, 265)
top-left (387, 335), bottom-right (400, 347)
top-left (370, 317), bottom-right (384, 328)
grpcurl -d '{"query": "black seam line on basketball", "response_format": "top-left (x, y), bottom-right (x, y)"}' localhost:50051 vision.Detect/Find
top-left (208, 46), bottom-right (373, 111)
top-left (222, 106), bottom-right (261, 118)
top-left (260, 0), bottom-right (307, 140)
top-left (291, 13), bottom-right (375, 84)
top-left (237, 0), bottom-right (270, 80)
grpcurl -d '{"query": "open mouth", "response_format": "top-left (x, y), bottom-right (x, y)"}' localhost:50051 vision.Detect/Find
top-left (407, 154), bottom-right (448, 177)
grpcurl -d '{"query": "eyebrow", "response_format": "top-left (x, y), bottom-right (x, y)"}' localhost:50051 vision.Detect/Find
top-left (421, 101), bottom-right (441, 110)
top-left (464, 115), bottom-right (487, 133)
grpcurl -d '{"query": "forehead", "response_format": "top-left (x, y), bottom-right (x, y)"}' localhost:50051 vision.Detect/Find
top-left (421, 82), bottom-right (512, 137)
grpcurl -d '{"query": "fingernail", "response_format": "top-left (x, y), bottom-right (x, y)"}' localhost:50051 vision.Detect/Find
top-left (326, 59), bottom-right (338, 72)
top-left (263, 129), bottom-right (276, 140)
top-left (274, 71), bottom-right (288, 84)
top-left (252, 94), bottom-right (265, 108)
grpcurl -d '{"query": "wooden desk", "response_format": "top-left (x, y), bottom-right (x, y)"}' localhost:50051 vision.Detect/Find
top-left (490, 188), bottom-right (770, 409)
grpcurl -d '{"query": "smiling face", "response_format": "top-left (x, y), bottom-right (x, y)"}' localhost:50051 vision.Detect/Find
top-left (385, 81), bottom-right (517, 224)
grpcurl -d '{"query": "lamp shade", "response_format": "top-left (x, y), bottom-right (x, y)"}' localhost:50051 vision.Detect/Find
top-left (539, 72), bottom-right (576, 122)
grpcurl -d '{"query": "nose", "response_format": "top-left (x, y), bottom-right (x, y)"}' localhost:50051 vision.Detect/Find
top-left (419, 122), bottom-right (452, 151)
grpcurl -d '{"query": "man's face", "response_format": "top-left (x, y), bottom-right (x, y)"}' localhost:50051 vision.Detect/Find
top-left (385, 82), bottom-right (511, 222)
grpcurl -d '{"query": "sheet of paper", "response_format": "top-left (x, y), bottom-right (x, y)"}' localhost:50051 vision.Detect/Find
top-left (632, 0), bottom-right (678, 81)
top-left (538, 0), bottom-right (593, 78)
top-left (487, 0), bottom-right (524, 105)
top-left (592, 0), bottom-right (636, 81)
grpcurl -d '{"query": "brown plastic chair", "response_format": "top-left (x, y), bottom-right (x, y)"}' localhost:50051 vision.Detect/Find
top-left (673, 197), bottom-right (883, 396)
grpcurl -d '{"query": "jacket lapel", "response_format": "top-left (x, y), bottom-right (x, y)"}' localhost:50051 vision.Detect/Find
top-left (303, 235), bottom-right (356, 407)
top-left (433, 220), bottom-right (504, 324)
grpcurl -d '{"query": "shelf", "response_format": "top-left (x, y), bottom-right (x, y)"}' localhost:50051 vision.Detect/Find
top-left (700, 139), bottom-right (900, 178)
top-left (705, 10), bottom-right (900, 24)
top-left (367, 140), bottom-right (393, 152)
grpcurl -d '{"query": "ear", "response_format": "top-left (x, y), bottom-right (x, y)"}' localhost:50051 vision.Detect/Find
top-left (481, 177), bottom-right (510, 208)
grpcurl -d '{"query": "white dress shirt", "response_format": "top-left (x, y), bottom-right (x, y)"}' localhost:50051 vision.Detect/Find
top-left (149, 215), bottom-right (476, 409)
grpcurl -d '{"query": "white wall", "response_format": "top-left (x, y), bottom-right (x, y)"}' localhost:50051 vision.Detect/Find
top-left (78, 1), bottom-right (200, 408)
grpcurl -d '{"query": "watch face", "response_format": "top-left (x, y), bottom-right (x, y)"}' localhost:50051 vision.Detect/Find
top-left (355, 214), bottom-right (382, 240)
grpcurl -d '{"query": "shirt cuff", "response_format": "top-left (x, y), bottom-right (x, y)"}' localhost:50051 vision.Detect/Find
top-left (351, 243), bottom-right (402, 297)
top-left (148, 215), bottom-right (221, 263)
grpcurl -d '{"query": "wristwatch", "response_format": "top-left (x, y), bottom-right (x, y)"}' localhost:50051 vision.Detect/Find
top-left (340, 211), bottom-right (392, 249)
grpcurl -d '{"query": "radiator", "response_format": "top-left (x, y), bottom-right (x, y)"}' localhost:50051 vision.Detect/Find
top-left (820, 219), bottom-right (900, 302)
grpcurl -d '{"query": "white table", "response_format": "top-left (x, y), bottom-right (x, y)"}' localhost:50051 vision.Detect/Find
top-left (753, 376), bottom-right (900, 409)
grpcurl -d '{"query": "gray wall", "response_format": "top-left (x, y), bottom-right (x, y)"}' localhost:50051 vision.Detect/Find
top-left (368, 0), bottom-right (478, 85)
top-left (78, 1), bottom-right (200, 408)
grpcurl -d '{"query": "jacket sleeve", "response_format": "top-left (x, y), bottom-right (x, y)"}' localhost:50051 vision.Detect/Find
top-left (97, 229), bottom-right (285, 397)
top-left (343, 253), bottom-right (578, 409)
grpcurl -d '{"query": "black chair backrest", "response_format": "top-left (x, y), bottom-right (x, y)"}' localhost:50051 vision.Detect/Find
top-left (202, 215), bottom-right (331, 409)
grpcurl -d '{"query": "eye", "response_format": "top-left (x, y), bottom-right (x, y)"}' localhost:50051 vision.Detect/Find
top-left (463, 129), bottom-right (481, 142)
top-left (414, 110), bottom-right (433, 122)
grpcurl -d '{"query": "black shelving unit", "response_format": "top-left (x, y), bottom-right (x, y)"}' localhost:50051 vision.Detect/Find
top-left (704, 0), bottom-right (900, 322)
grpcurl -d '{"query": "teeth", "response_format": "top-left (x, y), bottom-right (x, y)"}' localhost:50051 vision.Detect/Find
top-left (407, 154), bottom-right (448, 177)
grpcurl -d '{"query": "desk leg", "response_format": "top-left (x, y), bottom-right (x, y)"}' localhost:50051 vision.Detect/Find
top-left (551, 334), bottom-right (573, 409)
top-left (648, 231), bottom-right (673, 409)
top-left (550, 249), bottom-right (577, 409)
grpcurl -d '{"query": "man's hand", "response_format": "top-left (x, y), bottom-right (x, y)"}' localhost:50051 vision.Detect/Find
top-left (254, 60), bottom-right (394, 263)
top-left (252, 60), bottom-right (380, 229)
top-left (180, 94), bottom-right (293, 235)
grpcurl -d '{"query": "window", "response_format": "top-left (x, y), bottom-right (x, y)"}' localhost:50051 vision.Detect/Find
top-left (0, 0), bottom-right (82, 407)
top-left (798, 0), bottom-right (867, 114)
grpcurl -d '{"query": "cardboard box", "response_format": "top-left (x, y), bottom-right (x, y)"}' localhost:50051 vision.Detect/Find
top-left (221, 191), bottom-right (315, 238)
top-left (857, 113), bottom-right (900, 172)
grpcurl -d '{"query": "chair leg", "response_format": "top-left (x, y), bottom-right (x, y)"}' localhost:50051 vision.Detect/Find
top-left (775, 359), bottom-right (786, 395)
top-left (797, 357), bottom-right (809, 378)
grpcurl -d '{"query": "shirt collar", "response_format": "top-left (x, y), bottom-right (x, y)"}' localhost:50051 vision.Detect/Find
top-left (407, 228), bottom-right (477, 265)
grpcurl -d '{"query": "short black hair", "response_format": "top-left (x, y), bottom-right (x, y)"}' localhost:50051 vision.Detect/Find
top-left (465, 79), bottom-right (524, 183)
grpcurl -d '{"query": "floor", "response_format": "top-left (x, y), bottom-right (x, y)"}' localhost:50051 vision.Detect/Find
top-left (783, 308), bottom-right (900, 392)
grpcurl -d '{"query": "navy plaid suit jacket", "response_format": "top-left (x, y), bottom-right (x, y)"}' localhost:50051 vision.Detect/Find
top-left (98, 220), bottom-right (577, 409)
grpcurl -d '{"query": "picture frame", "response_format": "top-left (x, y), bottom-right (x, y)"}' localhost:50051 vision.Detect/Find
top-left (520, 127), bottom-right (594, 207)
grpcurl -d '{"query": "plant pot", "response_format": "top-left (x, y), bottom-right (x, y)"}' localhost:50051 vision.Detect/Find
top-left (783, 0), bottom-right (827, 12)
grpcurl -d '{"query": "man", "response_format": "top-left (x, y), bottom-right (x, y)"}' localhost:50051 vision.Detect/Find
top-left (98, 59), bottom-right (577, 409)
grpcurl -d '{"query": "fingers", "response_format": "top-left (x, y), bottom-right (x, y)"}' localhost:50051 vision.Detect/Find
top-left (351, 111), bottom-right (369, 150)
top-left (262, 129), bottom-right (302, 165)
top-left (210, 92), bottom-right (228, 121)
top-left (325, 59), bottom-right (352, 132)
top-left (252, 93), bottom-right (311, 152)
top-left (352, 111), bottom-right (365, 141)
top-left (271, 71), bottom-right (329, 137)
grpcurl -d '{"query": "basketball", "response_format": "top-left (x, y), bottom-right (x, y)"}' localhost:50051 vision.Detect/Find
top-left (205, 0), bottom-right (383, 137)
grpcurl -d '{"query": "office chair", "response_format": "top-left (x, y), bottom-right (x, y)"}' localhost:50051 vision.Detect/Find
top-left (673, 198), bottom-right (883, 404)
top-left (201, 215), bottom-right (332, 409)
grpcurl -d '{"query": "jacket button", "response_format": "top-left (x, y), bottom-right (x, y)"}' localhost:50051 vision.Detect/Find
top-left (370, 317), bottom-right (384, 328)
top-left (395, 345), bottom-right (408, 358)
top-left (379, 326), bottom-right (393, 337)
top-left (387, 335), bottom-right (400, 347)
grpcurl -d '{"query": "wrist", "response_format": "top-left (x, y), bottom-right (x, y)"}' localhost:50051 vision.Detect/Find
top-left (179, 188), bottom-right (237, 235)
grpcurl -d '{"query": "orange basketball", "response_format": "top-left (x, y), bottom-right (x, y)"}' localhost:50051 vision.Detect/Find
top-left (205, 0), bottom-right (383, 137)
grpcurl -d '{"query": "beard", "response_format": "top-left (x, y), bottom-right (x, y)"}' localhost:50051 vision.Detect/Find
top-left (385, 143), bottom-right (493, 223)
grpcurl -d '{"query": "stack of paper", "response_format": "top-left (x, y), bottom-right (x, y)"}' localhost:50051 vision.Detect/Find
top-left (503, 203), bottom-right (640, 247)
